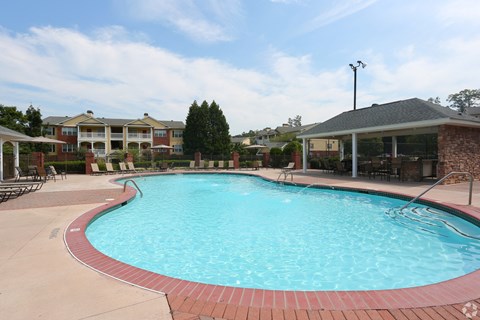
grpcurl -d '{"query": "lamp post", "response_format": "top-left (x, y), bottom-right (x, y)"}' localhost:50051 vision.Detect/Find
top-left (349, 60), bottom-right (366, 110)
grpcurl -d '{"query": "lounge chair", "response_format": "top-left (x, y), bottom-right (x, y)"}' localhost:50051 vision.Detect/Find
top-left (207, 161), bottom-right (215, 169)
top-left (105, 163), bottom-right (118, 174)
top-left (188, 161), bottom-right (195, 170)
top-left (158, 162), bottom-right (169, 172)
top-left (1, 181), bottom-right (43, 192)
top-left (91, 163), bottom-right (106, 175)
top-left (119, 162), bottom-right (130, 173)
top-left (127, 161), bottom-right (145, 173)
top-left (196, 160), bottom-right (205, 170)
top-left (217, 160), bottom-right (224, 169)
top-left (227, 160), bottom-right (235, 170)
top-left (0, 188), bottom-right (23, 202)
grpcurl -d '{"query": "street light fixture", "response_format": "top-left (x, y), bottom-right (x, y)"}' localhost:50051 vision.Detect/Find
top-left (349, 60), bottom-right (366, 110)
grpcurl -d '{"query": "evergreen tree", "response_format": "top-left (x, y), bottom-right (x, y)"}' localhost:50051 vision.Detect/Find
top-left (183, 100), bottom-right (231, 155)
top-left (208, 100), bottom-right (230, 155)
top-left (25, 105), bottom-right (43, 137)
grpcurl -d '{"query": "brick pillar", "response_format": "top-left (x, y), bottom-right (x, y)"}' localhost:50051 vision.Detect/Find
top-left (32, 152), bottom-right (44, 168)
top-left (125, 153), bottom-right (133, 163)
top-left (292, 151), bottom-right (301, 170)
top-left (85, 152), bottom-right (95, 175)
top-left (232, 152), bottom-right (240, 169)
top-left (194, 152), bottom-right (202, 167)
top-left (262, 152), bottom-right (270, 168)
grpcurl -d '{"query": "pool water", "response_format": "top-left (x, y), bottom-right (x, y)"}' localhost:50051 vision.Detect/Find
top-left (86, 174), bottom-right (480, 290)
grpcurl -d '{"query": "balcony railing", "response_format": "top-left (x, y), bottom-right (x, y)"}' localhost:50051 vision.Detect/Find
top-left (79, 132), bottom-right (106, 139)
top-left (128, 133), bottom-right (152, 140)
top-left (88, 149), bottom-right (106, 157)
top-left (110, 132), bottom-right (124, 140)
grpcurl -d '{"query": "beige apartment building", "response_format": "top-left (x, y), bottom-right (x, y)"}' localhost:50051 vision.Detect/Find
top-left (42, 110), bottom-right (185, 160)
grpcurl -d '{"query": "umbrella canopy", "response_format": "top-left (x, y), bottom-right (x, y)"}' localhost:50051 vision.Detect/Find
top-left (244, 144), bottom-right (269, 150)
top-left (29, 136), bottom-right (66, 144)
top-left (151, 144), bottom-right (174, 150)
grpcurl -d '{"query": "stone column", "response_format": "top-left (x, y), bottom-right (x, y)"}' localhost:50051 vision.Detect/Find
top-left (262, 152), bottom-right (270, 168)
top-left (232, 152), bottom-right (240, 169)
top-left (32, 152), bottom-right (45, 169)
top-left (194, 152), bottom-right (202, 167)
top-left (292, 152), bottom-right (301, 170)
top-left (85, 152), bottom-right (95, 175)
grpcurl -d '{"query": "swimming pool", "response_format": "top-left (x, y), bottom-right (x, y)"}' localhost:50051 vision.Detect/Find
top-left (86, 173), bottom-right (480, 291)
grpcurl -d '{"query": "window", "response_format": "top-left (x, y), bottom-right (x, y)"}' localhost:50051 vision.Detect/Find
top-left (62, 127), bottom-right (77, 136)
top-left (173, 130), bottom-right (183, 138)
top-left (62, 144), bottom-right (77, 153)
top-left (173, 144), bottom-right (183, 153)
top-left (44, 127), bottom-right (55, 135)
top-left (154, 129), bottom-right (167, 137)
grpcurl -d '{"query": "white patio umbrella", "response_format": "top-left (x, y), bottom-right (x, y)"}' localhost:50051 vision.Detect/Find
top-left (244, 144), bottom-right (269, 153)
top-left (151, 144), bottom-right (174, 163)
top-left (29, 136), bottom-right (67, 144)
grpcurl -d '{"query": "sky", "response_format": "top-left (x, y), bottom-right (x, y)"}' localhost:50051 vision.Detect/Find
top-left (0, 0), bottom-right (479, 135)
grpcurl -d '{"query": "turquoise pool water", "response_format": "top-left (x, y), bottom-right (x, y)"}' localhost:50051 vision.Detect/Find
top-left (86, 174), bottom-right (480, 290)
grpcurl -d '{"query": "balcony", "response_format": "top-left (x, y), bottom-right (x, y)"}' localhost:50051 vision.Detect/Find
top-left (87, 149), bottom-right (106, 158)
top-left (127, 133), bottom-right (152, 141)
top-left (110, 132), bottom-right (124, 140)
top-left (78, 132), bottom-right (106, 140)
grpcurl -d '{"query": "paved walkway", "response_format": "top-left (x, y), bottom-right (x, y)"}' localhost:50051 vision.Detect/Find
top-left (1, 170), bottom-right (479, 320)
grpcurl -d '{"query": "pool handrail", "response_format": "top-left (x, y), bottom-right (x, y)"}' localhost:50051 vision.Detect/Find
top-left (123, 179), bottom-right (143, 198)
top-left (400, 171), bottom-right (473, 210)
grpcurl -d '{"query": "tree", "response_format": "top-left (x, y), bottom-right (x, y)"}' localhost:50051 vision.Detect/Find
top-left (446, 89), bottom-right (480, 113)
top-left (0, 105), bottom-right (27, 133)
top-left (207, 100), bottom-right (230, 155)
top-left (287, 115), bottom-right (302, 127)
top-left (25, 105), bottom-right (43, 137)
top-left (427, 97), bottom-right (441, 104)
top-left (282, 141), bottom-right (302, 155)
top-left (183, 100), bottom-right (231, 155)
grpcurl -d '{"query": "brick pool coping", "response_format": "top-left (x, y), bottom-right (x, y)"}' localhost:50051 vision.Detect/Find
top-left (64, 172), bottom-right (480, 317)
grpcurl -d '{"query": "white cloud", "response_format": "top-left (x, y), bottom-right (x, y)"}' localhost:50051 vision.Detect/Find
top-left (1, 25), bottom-right (480, 134)
top-left (437, 0), bottom-right (480, 26)
top-left (120, 0), bottom-right (242, 43)
top-left (303, 0), bottom-right (378, 32)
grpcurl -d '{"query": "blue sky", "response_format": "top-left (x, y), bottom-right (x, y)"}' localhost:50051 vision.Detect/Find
top-left (0, 0), bottom-right (479, 134)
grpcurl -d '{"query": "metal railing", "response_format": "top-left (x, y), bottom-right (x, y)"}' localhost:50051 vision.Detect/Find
top-left (123, 179), bottom-right (143, 198)
top-left (401, 171), bottom-right (473, 210)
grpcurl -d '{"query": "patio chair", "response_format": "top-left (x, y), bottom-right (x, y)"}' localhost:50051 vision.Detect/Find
top-left (158, 162), bottom-right (169, 172)
top-left (280, 162), bottom-right (295, 180)
top-left (49, 165), bottom-right (66, 180)
top-left (188, 161), bottom-right (195, 170)
top-left (1, 181), bottom-right (43, 192)
top-left (333, 161), bottom-right (347, 175)
top-left (228, 160), bottom-right (235, 170)
top-left (91, 163), bottom-right (106, 175)
top-left (15, 166), bottom-right (32, 182)
top-left (196, 160), bottom-right (205, 170)
top-left (36, 166), bottom-right (53, 182)
top-left (105, 163), bottom-right (118, 174)
top-left (390, 157), bottom-right (402, 180)
top-left (217, 160), bottom-right (224, 169)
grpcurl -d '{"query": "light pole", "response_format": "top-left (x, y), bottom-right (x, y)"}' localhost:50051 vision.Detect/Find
top-left (349, 60), bottom-right (366, 110)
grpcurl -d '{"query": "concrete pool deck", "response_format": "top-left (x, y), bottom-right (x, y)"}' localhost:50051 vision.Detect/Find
top-left (1, 169), bottom-right (479, 320)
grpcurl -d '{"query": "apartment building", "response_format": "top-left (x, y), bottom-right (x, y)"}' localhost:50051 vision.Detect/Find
top-left (42, 110), bottom-right (185, 159)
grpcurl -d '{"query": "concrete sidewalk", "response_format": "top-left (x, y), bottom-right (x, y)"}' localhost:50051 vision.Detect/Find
top-left (0, 174), bottom-right (172, 320)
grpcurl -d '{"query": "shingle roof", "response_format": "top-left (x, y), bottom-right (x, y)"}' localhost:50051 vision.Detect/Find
top-left (299, 98), bottom-right (480, 138)
top-left (43, 116), bottom-right (185, 128)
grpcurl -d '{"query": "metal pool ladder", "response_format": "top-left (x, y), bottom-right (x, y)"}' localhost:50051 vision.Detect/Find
top-left (401, 171), bottom-right (473, 210)
top-left (123, 179), bottom-right (143, 198)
